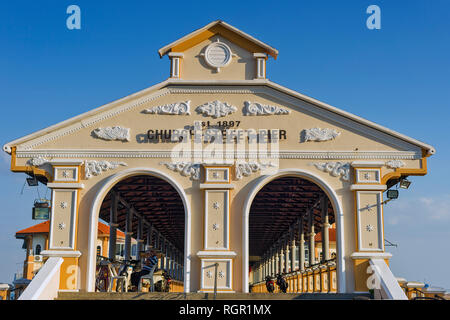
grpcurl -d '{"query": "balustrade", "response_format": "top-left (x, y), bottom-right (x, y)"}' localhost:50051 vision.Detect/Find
top-left (250, 258), bottom-right (337, 294)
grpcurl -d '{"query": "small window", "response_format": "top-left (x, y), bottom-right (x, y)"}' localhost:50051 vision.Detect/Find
top-left (35, 244), bottom-right (41, 255)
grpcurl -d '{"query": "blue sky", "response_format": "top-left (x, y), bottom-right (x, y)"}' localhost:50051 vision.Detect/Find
top-left (1, 1), bottom-right (449, 289)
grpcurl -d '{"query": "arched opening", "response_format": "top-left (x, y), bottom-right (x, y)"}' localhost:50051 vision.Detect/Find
top-left (94, 174), bottom-right (186, 292)
top-left (243, 170), bottom-right (345, 294)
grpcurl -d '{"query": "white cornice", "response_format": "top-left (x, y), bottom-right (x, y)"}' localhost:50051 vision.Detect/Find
top-left (15, 150), bottom-right (421, 160)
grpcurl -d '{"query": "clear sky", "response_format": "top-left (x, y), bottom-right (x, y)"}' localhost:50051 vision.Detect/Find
top-left (1, 1), bottom-right (449, 289)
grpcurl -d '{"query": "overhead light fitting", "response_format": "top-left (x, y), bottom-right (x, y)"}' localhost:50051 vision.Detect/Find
top-left (387, 189), bottom-right (399, 200)
top-left (399, 178), bottom-right (411, 189)
top-left (26, 177), bottom-right (38, 187)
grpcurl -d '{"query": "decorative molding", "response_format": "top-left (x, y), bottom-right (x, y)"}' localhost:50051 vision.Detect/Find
top-left (196, 101), bottom-right (237, 118)
top-left (386, 160), bottom-right (405, 169)
top-left (302, 128), bottom-right (341, 142)
top-left (62, 170), bottom-right (70, 178)
top-left (142, 101), bottom-right (190, 115)
top-left (15, 88), bottom-right (170, 151)
top-left (84, 160), bottom-right (127, 179)
top-left (213, 202), bottom-right (220, 209)
top-left (60, 202), bottom-right (68, 209)
top-left (168, 88), bottom-right (258, 95)
top-left (235, 161), bottom-right (276, 180)
top-left (160, 161), bottom-right (201, 180)
top-left (243, 101), bottom-right (290, 116)
top-left (92, 126), bottom-right (130, 142)
top-left (17, 150), bottom-right (422, 160)
top-left (201, 40), bottom-right (234, 72)
top-left (313, 162), bottom-right (350, 181)
top-left (7, 81), bottom-right (435, 156)
top-left (212, 223), bottom-right (220, 231)
top-left (27, 156), bottom-right (49, 166)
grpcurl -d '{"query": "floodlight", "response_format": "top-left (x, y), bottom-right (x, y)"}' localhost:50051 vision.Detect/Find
top-left (399, 179), bottom-right (411, 189)
top-left (26, 177), bottom-right (38, 186)
top-left (387, 189), bottom-right (399, 200)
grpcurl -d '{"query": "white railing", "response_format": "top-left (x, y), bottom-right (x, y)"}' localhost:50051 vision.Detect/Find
top-left (369, 258), bottom-right (407, 300)
top-left (18, 257), bottom-right (63, 300)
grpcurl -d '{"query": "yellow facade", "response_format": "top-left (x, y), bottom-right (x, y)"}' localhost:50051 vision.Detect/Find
top-left (3, 20), bottom-right (435, 297)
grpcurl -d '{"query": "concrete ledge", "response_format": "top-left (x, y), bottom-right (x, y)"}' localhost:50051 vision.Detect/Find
top-left (350, 184), bottom-right (387, 191)
top-left (41, 250), bottom-right (82, 258)
top-left (47, 183), bottom-right (84, 189)
top-left (196, 251), bottom-right (237, 258)
top-left (350, 252), bottom-right (392, 260)
top-left (200, 183), bottom-right (235, 189)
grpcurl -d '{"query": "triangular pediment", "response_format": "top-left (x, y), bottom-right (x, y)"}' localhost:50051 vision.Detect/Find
top-left (158, 20), bottom-right (278, 59)
top-left (3, 80), bottom-right (435, 159)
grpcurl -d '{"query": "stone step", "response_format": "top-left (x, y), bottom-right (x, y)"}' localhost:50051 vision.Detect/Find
top-left (56, 292), bottom-right (370, 300)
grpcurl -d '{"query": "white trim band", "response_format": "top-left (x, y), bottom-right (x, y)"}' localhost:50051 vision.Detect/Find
top-left (200, 183), bottom-right (235, 189)
top-left (196, 251), bottom-right (237, 258)
top-left (47, 183), bottom-right (84, 189)
top-left (41, 250), bottom-right (82, 258)
top-left (351, 161), bottom-right (385, 168)
top-left (350, 184), bottom-right (387, 191)
top-left (350, 252), bottom-right (392, 260)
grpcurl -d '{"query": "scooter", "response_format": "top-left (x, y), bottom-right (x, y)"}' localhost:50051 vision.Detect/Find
top-left (162, 270), bottom-right (171, 292)
top-left (265, 275), bottom-right (275, 293)
top-left (276, 273), bottom-right (288, 293)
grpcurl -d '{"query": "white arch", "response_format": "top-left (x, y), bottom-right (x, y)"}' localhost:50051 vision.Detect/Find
top-left (242, 169), bottom-right (346, 293)
top-left (86, 167), bottom-right (191, 292)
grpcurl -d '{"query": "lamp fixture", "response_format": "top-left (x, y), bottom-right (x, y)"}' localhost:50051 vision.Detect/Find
top-left (26, 177), bottom-right (38, 187)
top-left (386, 189), bottom-right (399, 200)
top-left (399, 178), bottom-right (411, 189)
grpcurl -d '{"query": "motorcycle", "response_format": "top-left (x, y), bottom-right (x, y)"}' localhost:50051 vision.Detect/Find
top-left (117, 259), bottom-right (139, 292)
top-left (162, 270), bottom-right (171, 292)
top-left (154, 270), bottom-right (171, 292)
top-left (265, 275), bottom-right (275, 293)
top-left (276, 273), bottom-right (288, 293)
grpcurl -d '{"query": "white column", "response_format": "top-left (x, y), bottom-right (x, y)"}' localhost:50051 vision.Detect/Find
top-left (299, 219), bottom-right (305, 272)
top-left (321, 197), bottom-right (330, 261)
top-left (271, 248), bottom-right (276, 276)
top-left (284, 238), bottom-right (289, 273)
top-left (124, 208), bottom-right (133, 261)
top-left (309, 210), bottom-right (316, 266)
top-left (254, 53), bottom-right (267, 79)
top-left (168, 52), bottom-right (183, 78)
top-left (146, 223), bottom-right (153, 250)
top-left (278, 244), bottom-right (283, 275)
top-left (137, 217), bottom-right (144, 261)
top-left (290, 231), bottom-right (296, 273)
top-left (108, 192), bottom-right (118, 261)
